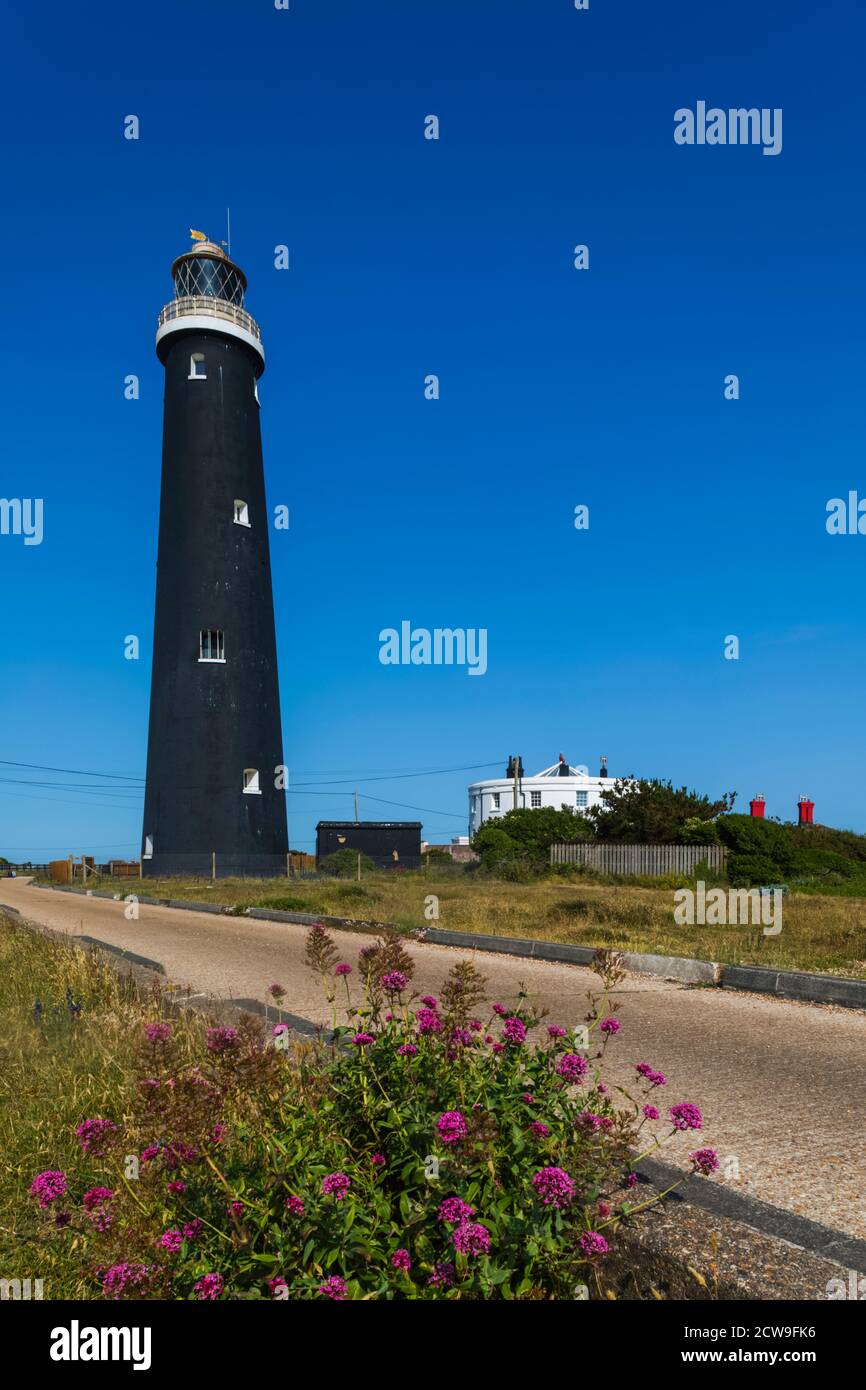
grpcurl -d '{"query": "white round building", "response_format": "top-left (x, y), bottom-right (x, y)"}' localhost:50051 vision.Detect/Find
top-left (468, 755), bottom-right (613, 836)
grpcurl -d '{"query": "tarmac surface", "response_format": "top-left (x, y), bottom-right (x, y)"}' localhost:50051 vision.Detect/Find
top-left (2, 876), bottom-right (864, 1241)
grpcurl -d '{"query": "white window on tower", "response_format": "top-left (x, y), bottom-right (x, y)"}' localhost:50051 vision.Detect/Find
top-left (233, 499), bottom-right (250, 527)
top-left (243, 768), bottom-right (261, 795)
top-left (492, 793), bottom-right (500, 809)
top-left (530, 790), bottom-right (542, 808)
top-left (199, 629), bottom-right (225, 662)
top-left (143, 834), bottom-right (153, 859)
top-left (189, 352), bottom-right (206, 379)
top-left (575, 791), bottom-right (588, 809)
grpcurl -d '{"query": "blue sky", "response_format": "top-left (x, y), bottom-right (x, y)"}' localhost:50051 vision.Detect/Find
top-left (1, 0), bottom-right (864, 859)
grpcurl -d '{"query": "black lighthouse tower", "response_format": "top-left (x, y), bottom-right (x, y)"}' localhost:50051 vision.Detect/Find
top-left (141, 234), bottom-right (288, 878)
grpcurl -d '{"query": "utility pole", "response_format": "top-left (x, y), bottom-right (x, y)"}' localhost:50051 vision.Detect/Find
top-left (354, 789), bottom-right (359, 823)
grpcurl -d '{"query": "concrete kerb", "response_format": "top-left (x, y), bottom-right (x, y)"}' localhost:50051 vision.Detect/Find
top-left (28, 881), bottom-right (866, 1010)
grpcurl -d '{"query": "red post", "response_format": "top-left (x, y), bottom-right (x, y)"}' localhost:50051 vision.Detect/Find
top-left (749, 795), bottom-right (766, 819)
top-left (798, 797), bottom-right (815, 825)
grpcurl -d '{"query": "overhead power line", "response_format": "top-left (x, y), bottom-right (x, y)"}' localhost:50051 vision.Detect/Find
top-left (359, 793), bottom-right (465, 819)
top-left (291, 761), bottom-right (500, 788)
top-left (0, 759), bottom-right (145, 783)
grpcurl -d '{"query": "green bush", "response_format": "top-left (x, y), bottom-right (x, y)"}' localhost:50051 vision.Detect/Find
top-left (263, 895), bottom-right (316, 912)
top-left (589, 780), bottom-right (735, 844)
top-left (718, 815), bottom-right (866, 888)
top-left (678, 818), bottom-right (720, 846)
top-left (319, 849), bottom-right (376, 878)
top-left (22, 926), bottom-right (712, 1300)
top-left (333, 884), bottom-right (373, 902)
top-left (472, 807), bottom-right (592, 874)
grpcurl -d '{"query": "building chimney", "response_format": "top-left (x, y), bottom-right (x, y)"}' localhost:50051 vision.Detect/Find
top-left (798, 796), bottom-right (815, 826)
top-left (599, 755), bottom-right (608, 779)
top-left (749, 794), bottom-right (766, 819)
top-left (558, 753), bottom-right (569, 777)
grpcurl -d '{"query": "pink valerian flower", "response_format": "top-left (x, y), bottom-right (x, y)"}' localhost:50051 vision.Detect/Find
top-left (381, 970), bottom-right (408, 994)
top-left (82, 1187), bottom-right (115, 1232)
top-left (415, 1008), bottom-right (443, 1035)
top-left (491, 1003), bottom-right (507, 1016)
top-left (370, 1153), bottom-right (386, 1167)
top-left (452, 1221), bottom-right (491, 1257)
top-left (334, 963), bottom-right (352, 977)
top-left (522, 1092), bottom-right (535, 1105)
top-left (484, 1035), bottom-right (494, 1044)
top-left (100, 1263), bottom-right (152, 1300)
top-left (669, 1103), bottom-right (703, 1132)
top-left (597, 1082), bottom-right (609, 1095)
top-left (267, 982), bottom-right (286, 999)
top-left (397, 1043), bottom-right (417, 1056)
top-left (391, 1248), bottom-right (411, 1271)
top-left (529, 1121), bottom-right (550, 1138)
top-left (556, 1053), bottom-right (589, 1082)
top-left (140, 1144), bottom-right (160, 1165)
top-left (194, 1273), bottom-right (224, 1300)
top-left (427, 1261), bottom-right (456, 1289)
top-left (209, 1124), bottom-right (228, 1145)
top-left (285, 1196), bottom-right (304, 1216)
top-left (436, 1111), bottom-right (468, 1144)
top-left (469, 1019), bottom-right (483, 1031)
top-left (322, 1172), bottom-right (351, 1200)
top-left (206, 1026), bottom-right (238, 1054)
top-left (579, 1231), bottom-right (610, 1258)
top-left (689, 1147), bottom-right (719, 1176)
top-left (29, 1170), bottom-right (68, 1208)
top-left (160, 1229), bottom-right (183, 1253)
top-left (491, 1043), bottom-right (505, 1054)
top-left (167, 1180), bottom-right (187, 1195)
top-left (76, 1118), bottom-right (118, 1155)
top-left (502, 1016), bottom-right (527, 1045)
top-left (352, 1032), bottom-right (375, 1046)
top-left (597, 1200), bottom-right (612, 1218)
top-left (227, 1200), bottom-right (245, 1217)
top-left (319, 1276), bottom-right (348, 1300)
top-left (268, 1276), bottom-right (288, 1295)
top-left (636, 1062), bottom-right (667, 1087)
top-left (143, 1022), bottom-right (172, 1044)
top-left (420, 995), bottom-right (438, 1009)
top-left (576, 1110), bottom-right (613, 1132)
top-left (272, 1023), bottom-right (289, 1038)
top-left (385, 1013), bottom-right (394, 1022)
top-left (599, 1017), bottom-right (620, 1035)
top-left (643, 1104), bottom-right (660, 1120)
top-left (438, 1196), bottom-right (475, 1225)
top-left (183, 1219), bottom-right (203, 1240)
top-left (547, 1025), bottom-right (567, 1039)
top-left (625, 1172), bottom-right (639, 1189)
top-left (531, 1166), bottom-right (576, 1209)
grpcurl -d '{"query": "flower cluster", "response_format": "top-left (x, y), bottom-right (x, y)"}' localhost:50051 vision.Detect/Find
top-left (556, 1053), bottom-right (589, 1083)
top-left (531, 1166), bottom-right (576, 1209)
top-left (322, 1172), bottom-right (351, 1200)
top-left (206, 1026), bottom-right (238, 1054)
top-left (29, 1170), bottom-right (68, 1208)
top-left (436, 1111), bottom-right (468, 1145)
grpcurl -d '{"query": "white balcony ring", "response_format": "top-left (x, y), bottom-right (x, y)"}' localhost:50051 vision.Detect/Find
top-left (157, 313), bottom-right (264, 374)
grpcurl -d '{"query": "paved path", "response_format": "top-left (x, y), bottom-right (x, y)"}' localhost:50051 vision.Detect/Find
top-left (2, 878), bottom-right (865, 1242)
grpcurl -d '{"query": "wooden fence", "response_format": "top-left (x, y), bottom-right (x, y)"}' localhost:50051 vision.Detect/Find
top-left (549, 842), bottom-right (727, 876)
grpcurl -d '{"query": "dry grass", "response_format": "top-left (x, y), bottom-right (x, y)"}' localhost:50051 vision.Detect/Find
top-left (0, 914), bottom-right (209, 1298)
